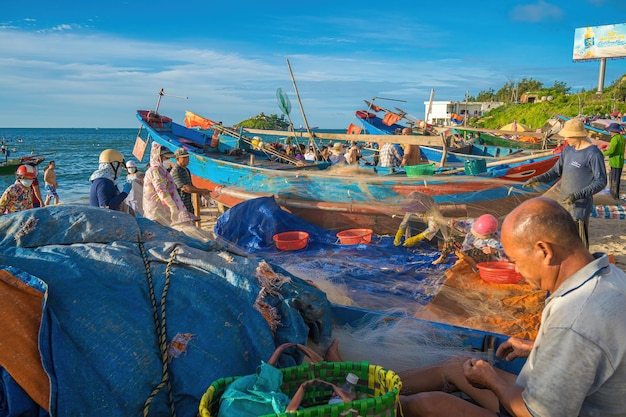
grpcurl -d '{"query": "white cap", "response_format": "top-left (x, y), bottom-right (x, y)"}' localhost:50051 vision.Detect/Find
top-left (126, 160), bottom-right (137, 168)
top-left (346, 373), bottom-right (359, 385)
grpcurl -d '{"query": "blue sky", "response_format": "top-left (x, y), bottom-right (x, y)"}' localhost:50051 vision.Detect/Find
top-left (1, 0), bottom-right (625, 128)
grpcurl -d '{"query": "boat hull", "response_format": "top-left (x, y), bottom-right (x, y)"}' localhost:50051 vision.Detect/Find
top-left (136, 111), bottom-right (553, 234)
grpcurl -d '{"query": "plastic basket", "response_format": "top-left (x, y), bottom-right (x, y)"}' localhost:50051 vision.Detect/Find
top-left (199, 360), bottom-right (402, 417)
top-left (273, 231), bottom-right (309, 251)
top-left (405, 164), bottom-right (435, 177)
top-left (476, 261), bottom-right (522, 284)
top-left (464, 159), bottom-right (487, 175)
top-left (336, 228), bottom-right (373, 245)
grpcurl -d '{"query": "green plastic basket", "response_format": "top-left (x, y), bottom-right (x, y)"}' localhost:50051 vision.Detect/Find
top-left (199, 361), bottom-right (402, 417)
top-left (405, 164), bottom-right (435, 177)
top-left (464, 159), bottom-right (487, 175)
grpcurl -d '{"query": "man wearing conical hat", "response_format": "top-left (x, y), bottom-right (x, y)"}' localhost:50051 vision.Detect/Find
top-left (523, 118), bottom-right (607, 247)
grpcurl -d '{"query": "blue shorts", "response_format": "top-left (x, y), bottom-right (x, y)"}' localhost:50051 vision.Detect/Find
top-left (45, 185), bottom-right (58, 198)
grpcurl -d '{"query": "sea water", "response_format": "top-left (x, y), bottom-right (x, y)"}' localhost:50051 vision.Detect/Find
top-left (0, 126), bottom-right (354, 205)
top-left (0, 128), bottom-right (139, 205)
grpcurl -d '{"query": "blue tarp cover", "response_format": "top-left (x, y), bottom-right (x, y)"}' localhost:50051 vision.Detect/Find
top-left (215, 196), bottom-right (453, 312)
top-left (0, 205), bottom-right (330, 417)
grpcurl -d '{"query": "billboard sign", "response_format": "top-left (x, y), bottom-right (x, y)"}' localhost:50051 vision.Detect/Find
top-left (573, 23), bottom-right (626, 61)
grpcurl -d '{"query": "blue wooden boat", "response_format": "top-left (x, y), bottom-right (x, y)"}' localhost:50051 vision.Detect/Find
top-left (134, 110), bottom-right (554, 234)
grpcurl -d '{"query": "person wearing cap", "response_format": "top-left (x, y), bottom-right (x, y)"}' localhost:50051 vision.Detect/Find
top-left (89, 149), bottom-right (131, 211)
top-left (328, 142), bottom-right (347, 164)
top-left (523, 118), bottom-right (607, 248)
top-left (0, 164), bottom-right (36, 214)
top-left (143, 143), bottom-right (198, 227)
top-left (170, 148), bottom-right (212, 215)
top-left (602, 122), bottom-right (624, 200)
top-left (450, 214), bottom-right (506, 262)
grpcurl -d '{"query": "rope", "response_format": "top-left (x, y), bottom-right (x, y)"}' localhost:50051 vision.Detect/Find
top-left (140, 241), bottom-right (178, 417)
top-left (215, 124), bottom-right (303, 165)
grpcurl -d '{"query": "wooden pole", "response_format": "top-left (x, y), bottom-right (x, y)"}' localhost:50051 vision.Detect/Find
top-left (286, 59), bottom-right (317, 149)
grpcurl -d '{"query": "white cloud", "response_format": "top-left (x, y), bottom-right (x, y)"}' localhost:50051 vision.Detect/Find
top-left (509, 1), bottom-right (564, 22)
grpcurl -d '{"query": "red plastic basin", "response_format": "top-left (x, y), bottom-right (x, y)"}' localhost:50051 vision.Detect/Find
top-left (336, 228), bottom-right (373, 245)
top-left (476, 261), bottom-right (522, 284)
top-left (272, 231), bottom-right (309, 251)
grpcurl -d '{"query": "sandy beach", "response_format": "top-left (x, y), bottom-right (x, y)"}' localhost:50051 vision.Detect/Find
top-left (588, 167), bottom-right (626, 270)
top-left (589, 212), bottom-right (626, 269)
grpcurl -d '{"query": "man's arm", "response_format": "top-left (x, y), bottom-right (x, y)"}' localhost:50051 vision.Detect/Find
top-left (180, 183), bottom-right (211, 197)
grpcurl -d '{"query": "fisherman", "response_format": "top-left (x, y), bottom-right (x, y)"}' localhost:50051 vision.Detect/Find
top-left (394, 193), bottom-right (505, 265)
top-left (170, 148), bottom-right (212, 216)
top-left (0, 164), bottom-right (36, 214)
top-left (523, 118), bottom-right (606, 248)
top-left (89, 149), bottom-right (132, 211)
top-left (602, 122), bottom-right (625, 201)
top-left (397, 197), bottom-right (626, 417)
top-left (143, 142), bottom-right (198, 227)
top-left (447, 214), bottom-right (507, 264)
top-left (399, 127), bottom-right (426, 167)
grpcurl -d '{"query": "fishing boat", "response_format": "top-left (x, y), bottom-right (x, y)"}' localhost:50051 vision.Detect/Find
top-left (354, 109), bottom-right (557, 156)
top-left (134, 109), bottom-right (555, 234)
top-left (0, 155), bottom-right (45, 175)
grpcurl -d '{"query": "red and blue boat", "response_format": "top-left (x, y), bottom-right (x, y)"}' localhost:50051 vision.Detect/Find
top-left (134, 109), bottom-right (557, 234)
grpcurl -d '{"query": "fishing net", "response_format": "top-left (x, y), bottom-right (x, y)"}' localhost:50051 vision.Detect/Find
top-left (215, 197), bottom-right (547, 348)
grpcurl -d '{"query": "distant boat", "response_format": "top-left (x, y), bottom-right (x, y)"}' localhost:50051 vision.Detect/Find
top-left (295, 125), bottom-right (318, 131)
top-left (0, 155), bottom-right (46, 175)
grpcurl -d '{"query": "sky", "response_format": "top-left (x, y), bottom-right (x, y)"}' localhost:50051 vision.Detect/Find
top-left (1, 0), bottom-right (626, 129)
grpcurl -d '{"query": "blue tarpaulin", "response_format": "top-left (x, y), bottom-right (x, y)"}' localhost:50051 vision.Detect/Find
top-left (0, 206), bottom-right (330, 417)
top-left (215, 197), bottom-right (453, 312)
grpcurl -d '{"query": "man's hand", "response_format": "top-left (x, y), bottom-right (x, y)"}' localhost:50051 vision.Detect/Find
top-left (561, 194), bottom-right (577, 206)
top-left (522, 178), bottom-right (539, 189)
top-left (463, 358), bottom-right (498, 390)
top-left (496, 337), bottom-right (534, 361)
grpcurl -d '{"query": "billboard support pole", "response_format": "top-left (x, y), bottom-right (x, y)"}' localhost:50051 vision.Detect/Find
top-left (597, 58), bottom-right (607, 94)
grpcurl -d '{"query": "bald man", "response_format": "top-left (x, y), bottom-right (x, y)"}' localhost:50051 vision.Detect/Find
top-left (398, 197), bottom-right (626, 417)
top-left (400, 127), bottom-right (425, 167)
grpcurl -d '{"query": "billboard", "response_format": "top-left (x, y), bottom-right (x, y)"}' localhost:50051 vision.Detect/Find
top-left (573, 23), bottom-right (626, 61)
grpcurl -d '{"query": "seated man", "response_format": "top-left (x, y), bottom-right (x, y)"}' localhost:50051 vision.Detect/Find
top-left (398, 197), bottom-right (626, 417)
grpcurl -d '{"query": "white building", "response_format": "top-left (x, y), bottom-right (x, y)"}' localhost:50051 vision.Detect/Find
top-left (423, 101), bottom-right (504, 126)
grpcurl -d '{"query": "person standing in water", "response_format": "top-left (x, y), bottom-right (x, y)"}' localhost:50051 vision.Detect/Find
top-left (43, 160), bottom-right (60, 206)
